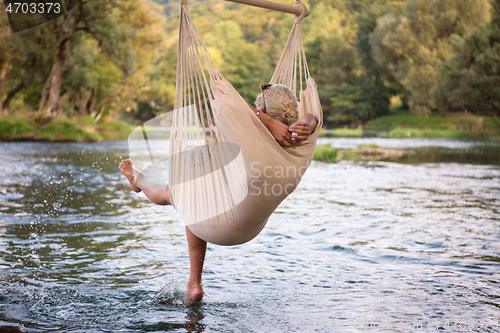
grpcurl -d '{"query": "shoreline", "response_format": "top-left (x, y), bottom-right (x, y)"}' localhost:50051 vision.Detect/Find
top-left (0, 116), bottom-right (134, 143)
top-left (1, 112), bottom-right (499, 143)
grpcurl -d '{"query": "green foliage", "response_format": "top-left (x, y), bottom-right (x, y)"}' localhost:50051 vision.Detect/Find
top-left (222, 39), bottom-right (271, 103)
top-left (332, 128), bottom-right (363, 137)
top-left (205, 18), bottom-right (272, 103)
top-left (38, 119), bottom-right (100, 142)
top-left (330, 82), bottom-right (378, 122)
top-left (0, 117), bottom-right (35, 140)
top-left (0, 115), bottom-right (133, 142)
top-left (358, 144), bottom-right (380, 148)
top-left (366, 112), bottom-right (498, 131)
top-left (339, 150), bottom-right (361, 161)
top-left (369, 0), bottom-right (491, 116)
top-left (307, 35), bottom-right (359, 121)
top-left (431, 2), bottom-right (500, 123)
top-left (365, 111), bottom-right (499, 137)
top-left (313, 144), bottom-right (339, 163)
top-left (97, 120), bottom-right (134, 141)
top-left (1, 0), bottom-right (499, 137)
top-left (389, 128), bottom-right (465, 138)
top-left (305, 0), bottom-right (404, 124)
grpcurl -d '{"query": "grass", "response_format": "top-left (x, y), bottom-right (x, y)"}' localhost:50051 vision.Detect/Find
top-left (0, 117), bottom-right (36, 140)
top-left (0, 115), bottom-right (134, 142)
top-left (318, 128), bottom-right (364, 138)
top-left (98, 120), bottom-right (135, 141)
top-left (365, 112), bottom-right (500, 137)
top-left (313, 144), bottom-right (338, 163)
top-left (313, 143), bottom-right (411, 163)
top-left (388, 128), bottom-right (465, 138)
top-left (332, 128), bottom-right (363, 137)
top-left (339, 150), bottom-right (361, 161)
top-left (39, 119), bottom-right (101, 142)
top-left (357, 144), bottom-right (380, 148)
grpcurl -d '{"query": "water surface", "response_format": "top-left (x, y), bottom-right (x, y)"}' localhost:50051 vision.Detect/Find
top-left (0, 139), bottom-right (499, 332)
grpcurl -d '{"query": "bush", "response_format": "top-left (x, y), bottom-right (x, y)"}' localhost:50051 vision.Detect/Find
top-left (332, 128), bottom-right (363, 137)
top-left (97, 120), bottom-right (134, 140)
top-left (389, 128), bottom-right (465, 138)
top-left (0, 117), bottom-right (36, 140)
top-left (357, 144), bottom-right (380, 148)
top-left (365, 112), bottom-right (499, 137)
top-left (313, 144), bottom-right (338, 163)
top-left (39, 119), bottom-right (100, 142)
top-left (0, 115), bottom-right (135, 142)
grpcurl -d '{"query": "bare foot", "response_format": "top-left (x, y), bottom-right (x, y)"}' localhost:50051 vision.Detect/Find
top-left (184, 280), bottom-right (204, 307)
top-left (119, 159), bottom-right (141, 193)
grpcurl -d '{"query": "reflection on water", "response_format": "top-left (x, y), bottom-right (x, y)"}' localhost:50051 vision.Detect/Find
top-left (0, 139), bottom-right (499, 332)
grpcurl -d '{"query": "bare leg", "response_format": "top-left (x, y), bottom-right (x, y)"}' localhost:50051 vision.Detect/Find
top-left (119, 159), bottom-right (171, 205)
top-left (119, 159), bottom-right (141, 192)
top-left (184, 226), bottom-right (206, 306)
top-left (120, 159), bottom-right (205, 305)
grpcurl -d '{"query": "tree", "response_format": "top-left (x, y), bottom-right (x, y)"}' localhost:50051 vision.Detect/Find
top-left (0, 9), bottom-right (13, 116)
top-left (306, 35), bottom-right (359, 122)
top-left (0, 5), bottom-right (52, 115)
top-left (369, 0), bottom-right (490, 116)
top-left (431, 0), bottom-right (500, 126)
top-left (33, 0), bottom-right (168, 119)
top-left (354, 0), bottom-right (405, 118)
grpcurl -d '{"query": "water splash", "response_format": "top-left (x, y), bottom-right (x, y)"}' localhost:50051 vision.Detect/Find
top-left (153, 279), bottom-right (187, 306)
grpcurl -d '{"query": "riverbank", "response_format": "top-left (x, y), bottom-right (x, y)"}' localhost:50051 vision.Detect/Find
top-left (0, 116), bottom-right (134, 142)
top-left (1, 112), bottom-right (499, 143)
top-left (313, 143), bottom-right (412, 163)
top-left (320, 112), bottom-right (500, 138)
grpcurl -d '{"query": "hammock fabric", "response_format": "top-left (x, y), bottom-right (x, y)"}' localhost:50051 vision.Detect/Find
top-left (164, 0), bottom-right (323, 246)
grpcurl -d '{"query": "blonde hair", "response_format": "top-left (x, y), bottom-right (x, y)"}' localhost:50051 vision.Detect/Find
top-left (255, 84), bottom-right (298, 126)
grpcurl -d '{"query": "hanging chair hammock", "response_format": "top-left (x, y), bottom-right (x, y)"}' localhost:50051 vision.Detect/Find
top-left (131, 0), bottom-right (322, 246)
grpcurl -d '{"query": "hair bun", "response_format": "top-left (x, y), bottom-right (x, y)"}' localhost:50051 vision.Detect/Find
top-left (255, 84), bottom-right (299, 126)
top-left (284, 109), bottom-right (295, 120)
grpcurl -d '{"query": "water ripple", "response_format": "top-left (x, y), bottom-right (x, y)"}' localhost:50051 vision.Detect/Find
top-left (0, 140), bottom-right (499, 332)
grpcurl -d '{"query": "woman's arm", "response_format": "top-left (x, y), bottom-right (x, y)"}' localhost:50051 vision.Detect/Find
top-left (289, 113), bottom-right (319, 143)
top-left (248, 103), bottom-right (292, 147)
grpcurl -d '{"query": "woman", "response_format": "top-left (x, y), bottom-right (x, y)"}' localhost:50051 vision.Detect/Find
top-left (119, 84), bottom-right (318, 306)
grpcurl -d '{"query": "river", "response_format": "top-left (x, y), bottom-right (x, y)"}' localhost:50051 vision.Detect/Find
top-left (0, 138), bottom-right (499, 332)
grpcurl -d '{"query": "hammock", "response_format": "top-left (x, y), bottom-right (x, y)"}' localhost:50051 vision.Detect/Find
top-left (132, 0), bottom-right (323, 246)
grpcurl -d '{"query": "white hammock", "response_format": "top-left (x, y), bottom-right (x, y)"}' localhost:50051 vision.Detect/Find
top-left (134, 0), bottom-right (323, 246)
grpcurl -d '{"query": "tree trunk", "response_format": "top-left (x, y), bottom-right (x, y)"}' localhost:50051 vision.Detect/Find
top-left (489, 101), bottom-right (500, 128)
top-left (39, 2), bottom-right (84, 117)
top-left (0, 59), bottom-right (8, 116)
top-left (94, 105), bottom-right (105, 123)
top-left (4, 56), bottom-right (37, 113)
top-left (440, 104), bottom-right (448, 117)
top-left (78, 87), bottom-right (92, 116)
top-left (3, 79), bottom-right (26, 113)
top-left (38, 76), bottom-right (51, 114)
top-left (491, 114), bottom-right (500, 128)
top-left (57, 89), bottom-right (74, 116)
top-left (89, 83), bottom-right (97, 117)
top-left (48, 47), bottom-right (67, 116)
top-left (43, 13), bottom-right (73, 117)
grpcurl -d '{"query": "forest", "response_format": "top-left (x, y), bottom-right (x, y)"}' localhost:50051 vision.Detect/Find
top-left (0, 0), bottom-right (499, 141)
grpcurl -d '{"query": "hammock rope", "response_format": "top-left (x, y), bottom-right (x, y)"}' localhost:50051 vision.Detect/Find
top-left (136, 0), bottom-right (323, 245)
